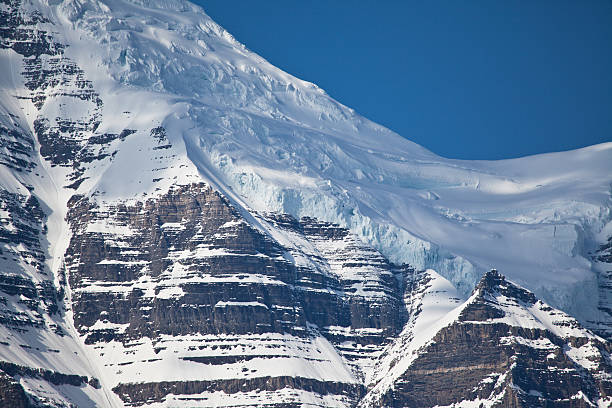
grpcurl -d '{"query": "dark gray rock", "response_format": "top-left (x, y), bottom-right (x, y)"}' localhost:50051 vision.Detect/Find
top-left (370, 270), bottom-right (612, 408)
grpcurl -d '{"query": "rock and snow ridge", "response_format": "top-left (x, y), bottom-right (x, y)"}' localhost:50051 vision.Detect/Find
top-left (0, 0), bottom-right (611, 406)
top-left (361, 270), bottom-right (612, 407)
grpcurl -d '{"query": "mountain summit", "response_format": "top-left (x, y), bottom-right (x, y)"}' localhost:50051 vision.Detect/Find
top-left (1, 0), bottom-right (611, 406)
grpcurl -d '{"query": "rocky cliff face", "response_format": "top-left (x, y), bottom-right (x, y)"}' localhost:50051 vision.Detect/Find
top-left (62, 182), bottom-right (410, 406)
top-left (362, 270), bottom-right (612, 407)
top-left (0, 2), bottom-right (112, 405)
top-left (1, 0), bottom-right (611, 407)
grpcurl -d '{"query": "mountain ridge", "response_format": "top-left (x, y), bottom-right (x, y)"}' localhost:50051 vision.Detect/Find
top-left (0, 0), bottom-right (611, 406)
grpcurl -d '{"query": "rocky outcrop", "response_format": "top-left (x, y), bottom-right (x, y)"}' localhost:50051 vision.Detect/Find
top-left (0, 0), bottom-right (59, 59)
top-left (0, 371), bottom-right (31, 408)
top-left (0, 121), bottom-right (36, 173)
top-left (113, 376), bottom-right (364, 407)
top-left (66, 183), bottom-right (301, 340)
top-left (63, 183), bottom-right (410, 405)
top-left (366, 270), bottom-right (612, 407)
top-left (0, 189), bottom-right (47, 278)
top-left (0, 361), bottom-right (95, 388)
top-left (265, 213), bottom-right (411, 375)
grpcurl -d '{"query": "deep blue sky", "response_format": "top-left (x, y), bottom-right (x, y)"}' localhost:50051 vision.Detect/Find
top-left (194, 1), bottom-right (612, 160)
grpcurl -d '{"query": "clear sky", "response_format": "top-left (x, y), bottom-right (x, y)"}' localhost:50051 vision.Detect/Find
top-left (194, 1), bottom-right (612, 160)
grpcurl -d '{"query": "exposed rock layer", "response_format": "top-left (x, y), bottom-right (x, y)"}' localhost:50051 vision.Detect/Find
top-left (370, 271), bottom-right (612, 407)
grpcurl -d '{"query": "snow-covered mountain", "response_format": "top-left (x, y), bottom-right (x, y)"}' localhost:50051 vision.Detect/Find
top-left (0, 0), bottom-right (611, 406)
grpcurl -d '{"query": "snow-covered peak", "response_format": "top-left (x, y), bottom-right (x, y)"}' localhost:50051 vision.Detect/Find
top-left (52, 0), bottom-right (429, 158)
top-left (361, 269), bottom-right (612, 407)
top-left (463, 269), bottom-right (603, 340)
top-left (2, 0), bottom-right (612, 406)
